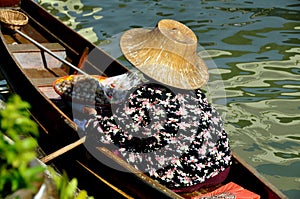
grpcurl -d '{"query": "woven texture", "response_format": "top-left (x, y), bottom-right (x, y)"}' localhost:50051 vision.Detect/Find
top-left (120, 19), bottom-right (209, 90)
top-left (0, 9), bottom-right (28, 30)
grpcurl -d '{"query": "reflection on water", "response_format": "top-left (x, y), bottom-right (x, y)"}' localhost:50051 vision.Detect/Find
top-left (35, 0), bottom-right (300, 197)
top-left (38, 0), bottom-right (102, 43)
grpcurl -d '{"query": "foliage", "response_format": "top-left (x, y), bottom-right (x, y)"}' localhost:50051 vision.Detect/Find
top-left (49, 167), bottom-right (94, 199)
top-left (0, 95), bottom-right (45, 197)
top-left (0, 95), bottom-right (94, 198)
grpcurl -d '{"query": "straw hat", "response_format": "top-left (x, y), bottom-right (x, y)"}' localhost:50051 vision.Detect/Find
top-left (120, 19), bottom-right (208, 90)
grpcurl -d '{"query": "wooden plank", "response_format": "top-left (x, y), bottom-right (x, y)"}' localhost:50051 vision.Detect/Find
top-left (12, 50), bottom-right (66, 69)
top-left (49, 68), bottom-right (68, 76)
top-left (38, 86), bottom-right (61, 100)
top-left (21, 23), bottom-right (50, 43)
top-left (23, 68), bottom-right (67, 78)
top-left (41, 136), bottom-right (86, 163)
top-left (8, 43), bottom-right (65, 53)
top-left (31, 77), bottom-right (59, 87)
top-left (3, 24), bottom-right (49, 45)
top-left (2, 34), bottom-right (17, 44)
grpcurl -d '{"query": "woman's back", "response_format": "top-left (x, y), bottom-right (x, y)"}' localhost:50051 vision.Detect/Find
top-left (84, 83), bottom-right (232, 192)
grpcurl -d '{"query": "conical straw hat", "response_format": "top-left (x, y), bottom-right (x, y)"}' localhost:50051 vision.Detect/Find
top-left (120, 19), bottom-right (208, 90)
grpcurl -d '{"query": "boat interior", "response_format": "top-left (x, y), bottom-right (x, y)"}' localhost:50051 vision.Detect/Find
top-left (2, 21), bottom-right (80, 99)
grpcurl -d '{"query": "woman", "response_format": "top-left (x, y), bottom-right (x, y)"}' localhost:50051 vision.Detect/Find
top-left (81, 19), bottom-right (232, 193)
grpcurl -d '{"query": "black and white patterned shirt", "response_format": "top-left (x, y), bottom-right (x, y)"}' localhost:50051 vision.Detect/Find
top-left (85, 83), bottom-right (232, 190)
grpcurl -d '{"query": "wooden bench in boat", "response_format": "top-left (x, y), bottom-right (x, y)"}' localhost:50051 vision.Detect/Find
top-left (8, 42), bottom-right (65, 53)
top-left (31, 77), bottom-right (61, 99)
top-left (8, 43), bottom-right (68, 100)
top-left (7, 42), bottom-right (66, 70)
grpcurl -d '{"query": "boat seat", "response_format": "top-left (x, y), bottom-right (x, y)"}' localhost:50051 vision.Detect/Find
top-left (7, 43), bottom-right (66, 69)
top-left (39, 86), bottom-right (61, 100)
top-left (31, 77), bottom-right (60, 87)
top-left (30, 77), bottom-right (62, 100)
top-left (8, 43), bottom-right (65, 53)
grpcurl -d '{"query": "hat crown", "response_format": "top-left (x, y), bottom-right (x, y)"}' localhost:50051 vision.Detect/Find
top-left (149, 19), bottom-right (197, 58)
top-left (159, 19), bottom-right (196, 45)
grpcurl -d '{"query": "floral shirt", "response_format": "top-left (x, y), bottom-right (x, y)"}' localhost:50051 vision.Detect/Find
top-left (85, 83), bottom-right (232, 190)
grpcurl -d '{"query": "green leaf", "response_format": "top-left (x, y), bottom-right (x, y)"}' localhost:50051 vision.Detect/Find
top-left (65, 178), bottom-right (78, 198)
top-left (23, 166), bottom-right (45, 180)
top-left (75, 190), bottom-right (88, 199)
top-left (0, 95), bottom-right (43, 197)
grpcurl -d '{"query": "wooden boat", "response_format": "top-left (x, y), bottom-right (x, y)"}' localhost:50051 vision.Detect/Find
top-left (0, 0), bottom-right (288, 198)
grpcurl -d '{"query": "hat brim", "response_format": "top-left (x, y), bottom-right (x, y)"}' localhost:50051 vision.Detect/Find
top-left (120, 28), bottom-right (209, 90)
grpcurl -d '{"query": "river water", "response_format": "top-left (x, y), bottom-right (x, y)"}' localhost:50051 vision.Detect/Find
top-left (30, 0), bottom-right (300, 198)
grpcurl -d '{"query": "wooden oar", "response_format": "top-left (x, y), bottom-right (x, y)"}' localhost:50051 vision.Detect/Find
top-left (3, 132), bottom-right (84, 164)
top-left (40, 136), bottom-right (86, 163)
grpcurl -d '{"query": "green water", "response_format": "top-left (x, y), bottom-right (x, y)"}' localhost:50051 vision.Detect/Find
top-left (36, 0), bottom-right (300, 198)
